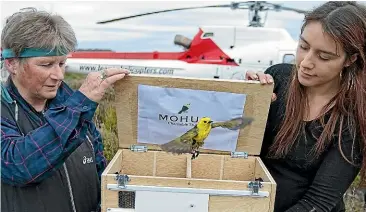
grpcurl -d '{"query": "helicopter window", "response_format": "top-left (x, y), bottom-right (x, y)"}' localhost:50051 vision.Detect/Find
top-left (202, 32), bottom-right (214, 38)
top-left (283, 54), bottom-right (295, 64)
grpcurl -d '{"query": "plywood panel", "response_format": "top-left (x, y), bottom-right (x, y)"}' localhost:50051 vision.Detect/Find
top-left (254, 157), bottom-right (271, 182)
top-left (121, 150), bottom-right (154, 176)
top-left (102, 151), bottom-right (123, 212)
top-left (155, 151), bottom-right (187, 178)
top-left (222, 156), bottom-right (255, 181)
top-left (114, 74), bottom-right (273, 155)
top-left (256, 157), bottom-right (277, 212)
top-left (101, 175), bottom-right (119, 211)
top-left (191, 154), bottom-right (222, 180)
top-left (103, 149), bottom-right (123, 175)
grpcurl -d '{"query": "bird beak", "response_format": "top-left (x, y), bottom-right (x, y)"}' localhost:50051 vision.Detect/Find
top-left (208, 121), bottom-right (213, 123)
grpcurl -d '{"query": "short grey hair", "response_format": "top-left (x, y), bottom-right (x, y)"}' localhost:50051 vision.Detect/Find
top-left (1, 7), bottom-right (77, 57)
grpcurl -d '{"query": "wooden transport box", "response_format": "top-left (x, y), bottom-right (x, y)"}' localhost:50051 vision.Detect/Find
top-left (101, 74), bottom-right (276, 212)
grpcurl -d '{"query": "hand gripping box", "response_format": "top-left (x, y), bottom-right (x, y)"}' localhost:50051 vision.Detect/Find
top-left (101, 74), bottom-right (276, 212)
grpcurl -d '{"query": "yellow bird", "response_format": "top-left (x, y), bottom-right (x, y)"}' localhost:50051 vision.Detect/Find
top-left (160, 116), bottom-right (254, 159)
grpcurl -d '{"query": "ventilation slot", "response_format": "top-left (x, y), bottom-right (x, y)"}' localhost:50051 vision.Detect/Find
top-left (118, 191), bottom-right (136, 208)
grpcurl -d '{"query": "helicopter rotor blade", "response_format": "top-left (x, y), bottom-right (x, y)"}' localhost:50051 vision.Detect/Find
top-left (276, 5), bottom-right (307, 14)
top-left (96, 4), bottom-right (233, 24)
top-left (96, 1), bottom-right (308, 25)
top-left (262, 2), bottom-right (307, 14)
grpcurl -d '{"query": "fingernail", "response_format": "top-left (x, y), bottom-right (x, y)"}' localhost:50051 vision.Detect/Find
top-left (269, 79), bottom-right (273, 83)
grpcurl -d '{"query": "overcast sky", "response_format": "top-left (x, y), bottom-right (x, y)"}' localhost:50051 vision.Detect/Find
top-left (0, 1), bottom-right (352, 52)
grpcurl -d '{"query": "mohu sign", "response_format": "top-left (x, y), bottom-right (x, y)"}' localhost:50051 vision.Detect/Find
top-left (137, 84), bottom-right (247, 152)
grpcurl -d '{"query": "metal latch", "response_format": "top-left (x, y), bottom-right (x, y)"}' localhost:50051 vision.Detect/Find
top-left (130, 145), bottom-right (147, 152)
top-left (230, 151), bottom-right (248, 159)
top-left (115, 174), bottom-right (130, 188)
top-left (248, 179), bottom-right (263, 196)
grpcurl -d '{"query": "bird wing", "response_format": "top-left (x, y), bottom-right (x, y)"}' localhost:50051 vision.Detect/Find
top-left (160, 126), bottom-right (198, 154)
top-left (212, 117), bottom-right (254, 130)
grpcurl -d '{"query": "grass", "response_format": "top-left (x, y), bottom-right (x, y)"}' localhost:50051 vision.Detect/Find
top-left (64, 73), bottom-right (365, 211)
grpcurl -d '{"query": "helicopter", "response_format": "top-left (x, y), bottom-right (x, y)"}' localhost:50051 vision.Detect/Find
top-left (3, 2), bottom-right (308, 80)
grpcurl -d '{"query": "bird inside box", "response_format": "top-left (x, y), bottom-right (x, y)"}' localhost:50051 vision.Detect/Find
top-left (160, 116), bottom-right (254, 160)
top-left (101, 74), bottom-right (276, 212)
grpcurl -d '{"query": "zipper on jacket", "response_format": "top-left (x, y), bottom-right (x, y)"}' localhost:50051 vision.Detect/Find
top-left (11, 100), bottom-right (24, 136)
top-left (14, 100), bottom-right (18, 122)
top-left (86, 135), bottom-right (94, 153)
top-left (63, 163), bottom-right (77, 212)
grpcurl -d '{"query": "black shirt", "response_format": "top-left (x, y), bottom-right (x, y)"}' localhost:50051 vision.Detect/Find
top-left (260, 63), bottom-right (361, 212)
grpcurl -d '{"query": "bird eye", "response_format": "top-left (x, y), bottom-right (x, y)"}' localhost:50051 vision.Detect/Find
top-left (204, 121), bottom-right (207, 123)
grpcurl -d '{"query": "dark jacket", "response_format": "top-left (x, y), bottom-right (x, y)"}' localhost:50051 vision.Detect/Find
top-left (1, 78), bottom-right (106, 212)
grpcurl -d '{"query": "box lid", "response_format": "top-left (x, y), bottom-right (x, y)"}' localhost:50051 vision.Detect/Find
top-left (113, 74), bottom-right (273, 156)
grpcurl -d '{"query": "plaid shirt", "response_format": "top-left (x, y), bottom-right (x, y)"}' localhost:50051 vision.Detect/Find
top-left (1, 79), bottom-right (107, 186)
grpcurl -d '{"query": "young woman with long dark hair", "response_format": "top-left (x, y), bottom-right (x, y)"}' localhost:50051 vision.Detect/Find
top-left (246, 2), bottom-right (366, 211)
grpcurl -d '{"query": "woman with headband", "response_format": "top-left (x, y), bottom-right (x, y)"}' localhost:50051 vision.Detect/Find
top-left (1, 9), bottom-right (129, 212)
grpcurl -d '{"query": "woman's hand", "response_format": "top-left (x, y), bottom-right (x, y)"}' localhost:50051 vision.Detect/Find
top-left (79, 68), bottom-right (129, 103)
top-left (245, 70), bottom-right (277, 102)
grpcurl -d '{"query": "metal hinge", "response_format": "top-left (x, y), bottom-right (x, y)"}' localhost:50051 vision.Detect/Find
top-left (130, 144), bottom-right (148, 152)
top-left (230, 151), bottom-right (248, 159)
top-left (115, 174), bottom-right (130, 188)
top-left (248, 179), bottom-right (263, 196)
